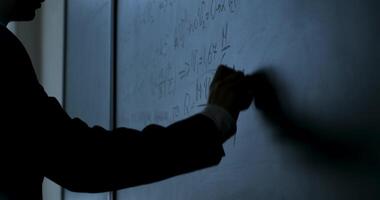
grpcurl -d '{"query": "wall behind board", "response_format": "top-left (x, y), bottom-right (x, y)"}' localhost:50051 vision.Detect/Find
top-left (115, 0), bottom-right (380, 200)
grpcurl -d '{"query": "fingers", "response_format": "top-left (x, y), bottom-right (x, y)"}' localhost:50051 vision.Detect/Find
top-left (211, 65), bottom-right (242, 85)
top-left (209, 65), bottom-right (257, 117)
top-left (220, 70), bottom-right (244, 86)
top-left (213, 65), bottom-right (237, 82)
top-left (210, 65), bottom-right (239, 90)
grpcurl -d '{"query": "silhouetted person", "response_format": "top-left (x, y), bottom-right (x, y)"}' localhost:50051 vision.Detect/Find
top-left (0, 0), bottom-right (254, 199)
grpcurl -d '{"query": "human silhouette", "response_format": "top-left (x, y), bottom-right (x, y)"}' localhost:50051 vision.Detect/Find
top-left (0, 0), bottom-right (254, 199)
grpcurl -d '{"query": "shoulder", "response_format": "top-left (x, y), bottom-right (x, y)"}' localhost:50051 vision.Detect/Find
top-left (0, 25), bottom-right (39, 90)
top-left (0, 25), bottom-right (34, 76)
top-left (0, 25), bottom-right (22, 44)
top-left (0, 25), bottom-right (29, 58)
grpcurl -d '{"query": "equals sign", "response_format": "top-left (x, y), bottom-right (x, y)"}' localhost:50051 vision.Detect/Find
top-left (222, 45), bottom-right (231, 52)
top-left (178, 70), bottom-right (187, 79)
top-left (178, 62), bottom-right (190, 79)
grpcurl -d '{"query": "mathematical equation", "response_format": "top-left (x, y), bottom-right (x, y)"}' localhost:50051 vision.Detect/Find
top-left (155, 22), bottom-right (231, 98)
top-left (123, 0), bottom-right (240, 127)
top-left (175, 0), bottom-right (240, 49)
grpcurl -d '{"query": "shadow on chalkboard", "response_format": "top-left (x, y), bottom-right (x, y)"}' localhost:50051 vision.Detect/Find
top-left (248, 68), bottom-right (380, 169)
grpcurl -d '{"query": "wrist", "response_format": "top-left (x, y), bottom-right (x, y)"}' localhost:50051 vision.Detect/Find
top-left (201, 104), bottom-right (237, 141)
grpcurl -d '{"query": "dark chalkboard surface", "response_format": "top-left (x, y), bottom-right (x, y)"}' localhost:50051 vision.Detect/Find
top-left (116, 0), bottom-right (380, 199)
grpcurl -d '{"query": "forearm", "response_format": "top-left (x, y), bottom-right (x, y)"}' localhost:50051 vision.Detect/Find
top-left (45, 113), bottom-right (224, 192)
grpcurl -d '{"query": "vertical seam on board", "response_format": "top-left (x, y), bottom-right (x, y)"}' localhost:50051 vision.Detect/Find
top-left (62, 1), bottom-right (68, 198)
top-left (61, 1), bottom-right (68, 198)
top-left (110, 0), bottom-right (118, 198)
top-left (109, 0), bottom-right (116, 133)
top-left (62, 0), bottom-right (68, 112)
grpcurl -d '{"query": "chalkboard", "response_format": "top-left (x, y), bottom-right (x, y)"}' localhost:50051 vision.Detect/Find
top-left (65, 0), bottom-right (112, 199)
top-left (116, 0), bottom-right (380, 199)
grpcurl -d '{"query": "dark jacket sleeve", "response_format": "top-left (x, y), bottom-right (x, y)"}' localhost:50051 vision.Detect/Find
top-left (0, 25), bottom-right (225, 193)
top-left (44, 97), bottom-right (225, 192)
